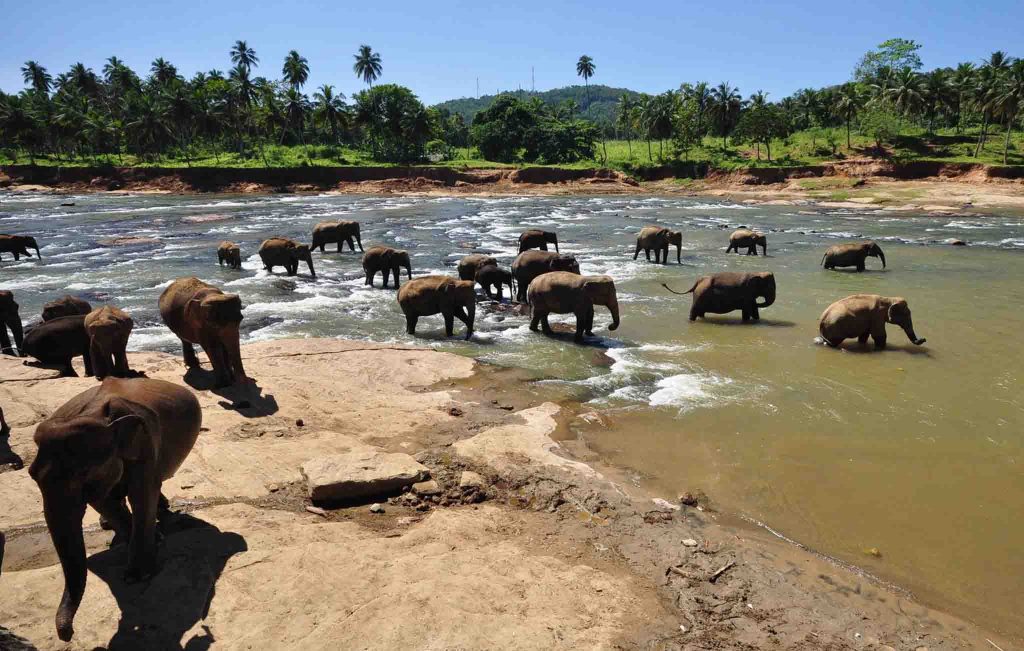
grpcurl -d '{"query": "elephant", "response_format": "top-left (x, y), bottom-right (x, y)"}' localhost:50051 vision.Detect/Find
top-left (821, 241), bottom-right (886, 271)
top-left (527, 272), bottom-right (620, 343)
top-left (0, 406), bottom-right (23, 470)
top-left (726, 228), bottom-right (767, 256)
top-left (663, 272), bottom-right (776, 322)
top-left (258, 237), bottom-right (316, 277)
top-left (511, 250), bottom-right (580, 302)
top-left (397, 275), bottom-right (476, 340)
top-left (85, 306), bottom-right (134, 379)
top-left (0, 234), bottom-right (41, 261)
top-left (634, 226), bottom-right (682, 264)
top-left (0, 290), bottom-right (24, 356)
top-left (457, 254), bottom-right (498, 282)
top-left (28, 377), bottom-right (201, 641)
top-left (311, 220), bottom-right (363, 253)
top-left (362, 246), bottom-right (412, 288)
top-left (217, 241), bottom-right (242, 269)
top-left (42, 295), bottom-right (93, 322)
top-left (518, 229), bottom-right (559, 254)
top-left (22, 315), bottom-right (93, 377)
top-left (819, 294), bottom-right (926, 349)
top-left (158, 277), bottom-right (249, 387)
top-left (476, 264), bottom-right (515, 300)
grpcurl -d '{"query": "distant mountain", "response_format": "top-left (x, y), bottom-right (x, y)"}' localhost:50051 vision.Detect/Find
top-left (434, 84), bottom-right (642, 125)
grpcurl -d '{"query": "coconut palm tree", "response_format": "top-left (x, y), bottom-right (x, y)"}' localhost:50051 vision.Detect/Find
top-left (353, 45), bottom-right (382, 87)
top-left (616, 94), bottom-right (635, 157)
top-left (576, 55), bottom-right (595, 105)
top-left (685, 81), bottom-right (712, 142)
top-left (313, 84), bottom-right (347, 144)
top-left (282, 50), bottom-right (310, 90)
top-left (710, 82), bottom-right (742, 150)
top-left (951, 62), bottom-right (976, 133)
top-left (833, 83), bottom-right (863, 150)
top-left (885, 68), bottom-right (925, 130)
top-left (921, 69), bottom-right (952, 134)
top-left (230, 40), bottom-right (259, 73)
top-left (994, 59), bottom-right (1024, 164)
top-left (973, 63), bottom-right (1002, 156)
top-left (150, 58), bottom-right (179, 87)
top-left (21, 61), bottom-right (52, 96)
top-left (68, 63), bottom-right (99, 96)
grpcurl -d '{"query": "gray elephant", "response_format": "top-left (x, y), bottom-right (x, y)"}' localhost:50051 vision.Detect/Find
top-left (527, 272), bottom-right (620, 343)
top-left (819, 294), bottom-right (926, 349)
top-left (511, 250), bottom-right (580, 302)
top-left (362, 246), bottom-right (412, 288)
top-left (42, 295), bottom-right (93, 322)
top-left (663, 272), bottom-right (776, 322)
top-left (218, 241), bottom-right (242, 269)
top-left (634, 226), bottom-right (682, 264)
top-left (0, 291), bottom-right (24, 356)
top-left (821, 241), bottom-right (886, 271)
top-left (518, 229), bottom-right (559, 253)
top-left (476, 264), bottom-right (515, 300)
top-left (258, 237), bottom-right (315, 277)
top-left (22, 315), bottom-right (93, 377)
top-left (457, 254), bottom-right (498, 281)
top-left (397, 275), bottom-right (476, 340)
top-left (0, 234), bottom-right (41, 261)
top-left (84, 306), bottom-right (134, 379)
top-left (311, 220), bottom-right (363, 253)
top-left (726, 228), bottom-right (767, 256)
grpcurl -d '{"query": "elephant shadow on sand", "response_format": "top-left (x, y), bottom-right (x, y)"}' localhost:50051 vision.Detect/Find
top-left (183, 369), bottom-right (279, 418)
top-left (89, 512), bottom-right (247, 651)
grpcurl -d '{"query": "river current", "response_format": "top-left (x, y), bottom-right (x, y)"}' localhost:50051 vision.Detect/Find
top-left (2, 190), bottom-right (1022, 636)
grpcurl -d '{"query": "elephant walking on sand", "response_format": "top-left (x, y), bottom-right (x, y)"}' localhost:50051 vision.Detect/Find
top-left (527, 272), bottom-right (620, 343)
top-left (312, 220), bottom-right (363, 253)
top-left (634, 226), bottom-right (682, 264)
top-left (159, 277), bottom-right (249, 387)
top-left (457, 254), bottom-right (498, 281)
top-left (664, 272), bottom-right (776, 322)
top-left (85, 306), bottom-right (134, 379)
top-left (218, 241), bottom-right (242, 269)
top-left (0, 291), bottom-right (24, 356)
top-left (397, 275), bottom-right (476, 340)
top-left (511, 250), bottom-right (580, 302)
top-left (726, 228), bottom-right (767, 256)
top-left (0, 234), bottom-right (41, 261)
top-left (29, 377), bottom-right (201, 642)
top-left (518, 229), bottom-right (559, 254)
top-left (819, 294), bottom-right (926, 349)
top-left (42, 295), bottom-right (92, 321)
top-left (362, 246), bottom-right (412, 288)
top-left (258, 237), bottom-right (315, 277)
top-left (821, 241), bottom-right (886, 271)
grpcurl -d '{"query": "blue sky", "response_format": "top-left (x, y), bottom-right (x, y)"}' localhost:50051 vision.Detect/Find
top-left (2, 0), bottom-right (1021, 104)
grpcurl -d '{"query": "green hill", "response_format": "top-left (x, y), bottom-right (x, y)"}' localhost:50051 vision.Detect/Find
top-left (433, 84), bottom-right (640, 126)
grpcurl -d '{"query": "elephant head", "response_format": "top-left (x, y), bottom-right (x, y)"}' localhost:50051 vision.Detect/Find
top-left (866, 241), bottom-right (886, 268)
top-left (750, 272), bottom-right (776, 308)
top-left (0, 291), bottom-right (24, 354)
top-left (544, 231), bottom-right (559, 252)
top-left (885, 298), bottom-right (925, 345)
top-left (43, 296), bottom-right (93, 322)
top-left (186, 292), bottom-right (247, 382)
top-left (667, 230), bottom-right (683, 264)
top-left (582, 276), bottom-right (620, 331)
top-left (13, 235), bottom-right (41, 258)
top-left (29, 405), bottom-right (149, 641)
top-left (446, 280), bottom-right (476, 340)
top-left (391, 249), bottom-right (413, 280)
top-left (753, 232), bottom-right (767, 256)
top-left (292, 244), bottom-right (315, 277)
top-left (550, 254), bottom-right (580, 274)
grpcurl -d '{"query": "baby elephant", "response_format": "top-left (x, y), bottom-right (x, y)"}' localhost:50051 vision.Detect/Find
top-left (258, 237), bottom-right (315, 277)
top-left (664, 272), bottom-right (776, 322)
top-left (518, 229), bottom-right (559, 254)
top-left (362, 246), bottom-right (412, 288)
top-left (476, 264), bottom-right (515, 300)
top-left (0, 290), bottom-right (24, 355)
top-left (819, 294), bottom-right (926, 350)
top-left (311, 220), bottom-right (363, 253)
top-left (527, 272), bottom-right (620, 343)
top-left (457, 254), bottom-right (497, 282)
top-left (821, 241), bottom-right (886, 271)
top-left (85, 306), bottom-right (134, 379)
top-left (634, 226), bottom-right (682, 264)
top-left (217, 241), bottom-right (242, 269)
top-left (22, 315), bottom-right (93, 377)
top-left (42, 295), bottom-right (93, 322)
top-left (726, 228), bottom-right (767, 256)
top-left (0, 234), bottom-right (41, 261)
top-left (397, 276), bottom-right (476, 340)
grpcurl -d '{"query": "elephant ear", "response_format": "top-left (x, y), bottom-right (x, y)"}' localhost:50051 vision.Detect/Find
top-left (185, 298), bottom-right (203, 322)
top-left (887, 299), bottom-right (909, 322)
top-left (107, 412), bottom-right (147, 462)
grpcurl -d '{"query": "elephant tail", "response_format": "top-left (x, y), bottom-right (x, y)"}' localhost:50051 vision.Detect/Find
top-left (662, 282), bottom-right (697, 296)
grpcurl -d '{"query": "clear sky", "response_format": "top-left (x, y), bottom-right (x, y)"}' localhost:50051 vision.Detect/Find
top-left (2, 0), bottom-right (1021, 104)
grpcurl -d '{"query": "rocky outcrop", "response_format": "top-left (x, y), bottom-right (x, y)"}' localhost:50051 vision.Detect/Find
top-left (301, 451), bottom-right (430, 502)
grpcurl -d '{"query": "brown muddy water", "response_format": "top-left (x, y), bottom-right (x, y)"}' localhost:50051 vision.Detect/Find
top-left (1, 191), bottom-right (1022, 637)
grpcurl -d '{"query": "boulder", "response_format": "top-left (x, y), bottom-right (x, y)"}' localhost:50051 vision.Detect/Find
top-left (459, 471), bottom-right (486, 489)
top-left (301, 451), bottom-right (430, 502)
top-left (412, 480), bottom-right (441, 496)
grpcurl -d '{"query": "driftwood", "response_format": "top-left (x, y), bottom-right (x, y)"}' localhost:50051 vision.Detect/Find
top-left (709, 560), bottom-right (736, 583)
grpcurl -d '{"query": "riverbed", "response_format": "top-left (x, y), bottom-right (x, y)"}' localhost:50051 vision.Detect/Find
top-left (2, 190), bottom-right (1022, 637)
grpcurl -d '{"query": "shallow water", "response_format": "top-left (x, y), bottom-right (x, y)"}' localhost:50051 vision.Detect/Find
top-left (2, 191), bottom-right (1022, 636)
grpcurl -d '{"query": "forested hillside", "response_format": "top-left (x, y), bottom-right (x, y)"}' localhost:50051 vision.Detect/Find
top-left (434, 84), bottom-right (639, 126)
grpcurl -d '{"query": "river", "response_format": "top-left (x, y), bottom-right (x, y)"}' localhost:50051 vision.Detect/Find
top-left (2, 190), bottom-right (1022, 637)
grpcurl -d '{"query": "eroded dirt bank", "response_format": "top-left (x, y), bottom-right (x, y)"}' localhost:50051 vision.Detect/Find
top-left (0, 339), bottom-right (1012, 650)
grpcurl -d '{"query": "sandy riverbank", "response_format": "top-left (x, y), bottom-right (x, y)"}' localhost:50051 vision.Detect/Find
top-left (0, 339), bottom-right (1012, 650)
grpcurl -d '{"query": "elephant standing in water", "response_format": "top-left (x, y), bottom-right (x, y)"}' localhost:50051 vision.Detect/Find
top-left (726, 228), bottom-right (767, 256)
top-left (85, 306), bottom-right (134, 379)
top-left (518, 229), bottom-right (559, 253)
top-left (476, 264), bottom-right (515, 300)
top-left (527, 272), bottom-right (620, 343)
top-left (311, 220), bottom-right (363, 253)
top-left (397, 276), bottom-right (476, 340)
top-left (634, 226), bottom-right (683, 264)
top-left (159, 277), bottom-right (249, 387)
top-left (0, 291), bottom-right (24, 355)
top-left (218, 241), bottom-right (242, 269)
top-left (511, 250), bottom-right (580, 302)
top-left (821, 241), bottom-right (886, 271)
top-left (0, 234), bottom-right (41, 261)
top-left (362, 246), bottom-right (412, 288)
top-left (819, 294), bottom-right (926, 349)
top-left (29, 377), bottom-right (201, 641)
top-left (663, 272), bottom-right (776, 322)
top-left (43, 295), bottom-right (93, 321)
top-left (22, 315), bottom-right (93, 377)
top-left (258, 237), bottom-right (316, 277)
top-left (457, 254), bottom-right (497, 281)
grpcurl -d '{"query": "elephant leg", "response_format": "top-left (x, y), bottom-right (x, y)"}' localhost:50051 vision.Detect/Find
top-left (59, 357), bottom-right (78, 377)
top-left (405, 314), bottom-right (418, 335)
top-left (206, 343), bottom-right (232, 387)
top-left (654, 248), bottom-right (661, 263)
top-left (114, 345), bottom-right (130, 376)
top-left (750, 303), bottom-right (760, 321)
top-left (748, 246), bottom-right (757, 256)
top-left (91, 493), bottom-right (132, 545)
top-left (857, 262), bottom-right (865, 272)
top-left (124, 476), bottom-right (160, 582)
top-left (530, 310), bottom-right (542, 332)
top-left (633, 242), bottom-right (641, 260)
top-left (337, 239), bottom-right (343, 253)
top-left (89, 340), bottom-right (108, 380)
top-left (540, 243), bottom-right (548, 251)
top-left (365, 270), bottom-right (374, 286)
top-left (726, 244), bottom-right (734, 253)
top-left (0, 328), bottom-right (11, 355)
top-left (872, 328), bottom-right (887, 350)
top-left (824, 336), bottom-right (843, 348)
top-left (644, 249), bottom-right (651, 261)
top-left (689, 306), bottom-right (699, 321)
top-left (182, 340), bottom-right (200, 368)
top-left (381, 269), bottom-right (390, 289)
top-left (541, 314), bottom-right (553, 334)
top-left (742, 308), bottom-right (751, 322)
top-left (574, 311), bottom-right (587, 343)
top-left (82, 349), bottom-right (94, 377)
top-left (857, 333), bottom-right (870, 346)
top-left (443, 312), bottom-right (455, 337)
top-left (584, 304), bottom-right (595, 336)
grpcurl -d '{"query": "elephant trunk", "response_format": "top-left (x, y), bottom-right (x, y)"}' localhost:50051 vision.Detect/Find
top-left (878, 250), bottom-right (886, 269)
top-left (900, 318), bottom-right (926, 346)
top-left (43, 493), bottom-right (87, 641)
top-left (34, 245), bottom-right (41, 259)
top-left (405, 262), bottom-right (412, 280)
top-left (756, 283), bottom-right (776, 308)
top-left (356, 231), bottom-right (363, 251)
top-left (605, 294), bottom-right (620, 331)
top-left (226, 328), bottom-right (248, 383)
top-left (6, 316), bottom-right (23, 354)
top-left (761, 241), bottom-right (767, 256)
top-left (305, 255), bottom-right (316, 278)
top-left (676, 243), bottom-right (681, 264)
top-left (552, 236), bottom-right (559, 253)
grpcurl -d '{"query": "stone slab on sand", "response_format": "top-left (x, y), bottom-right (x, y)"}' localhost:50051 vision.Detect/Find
top-left (301, 451), bottom-right (429, 502)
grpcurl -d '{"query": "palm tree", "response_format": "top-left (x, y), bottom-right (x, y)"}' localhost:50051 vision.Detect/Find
top-left (616, 94), bottom-right (635, 157)
top-left (994, 60), bottom-right (1024, 164)
top-left (885, 68), bottom-right (925, 130)
top-left (230, 40), bottom-right (259, 73)
top-left (576, 55), bottom-right (595, 105)
top-left (921, 69), bottom-right (952, 134)
top-left (951, 62), bottom-right (976, 133)
top-left (21, 61), bottom-right (52, 95)
top-left (353, 45), bottom-right (382, 87)
top-left (313, 84), bottom-right (346, 144)
top-left (973, 63), bottom-right (1002, 156)
top-left (282, 50), bottom-right (310, 90)
top-left (150, 58), bottom-right (179, 87)
top-left (710, 82), bottom-right (742, 150)
top-left (834, 83), bottom-right (863, 150)
top-left (283, 87), bottom-right (310, 148)
top-left (68, 63), bottom-right (99, 96)
top-left (685, 81), bottom-right (712, 142)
